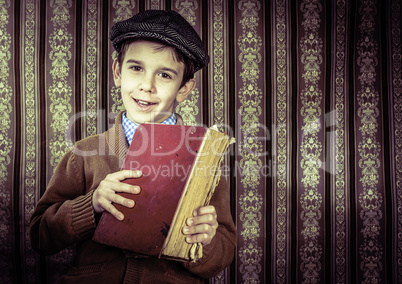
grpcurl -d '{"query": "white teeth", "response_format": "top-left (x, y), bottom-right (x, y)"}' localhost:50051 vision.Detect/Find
top-left (135, 99), bottom-right (152, 106)
top-left (134, 98), bottom-right (156, 107)
top-left (138, 100), bottom-right (149, 105)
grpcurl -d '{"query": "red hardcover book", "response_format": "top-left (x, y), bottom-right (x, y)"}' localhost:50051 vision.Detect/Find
top-left (93, 123), bottom-right (231, 261)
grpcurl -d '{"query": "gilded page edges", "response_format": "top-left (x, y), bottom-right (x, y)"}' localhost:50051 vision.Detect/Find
top-left (160, 126), bottom-right (232, 261)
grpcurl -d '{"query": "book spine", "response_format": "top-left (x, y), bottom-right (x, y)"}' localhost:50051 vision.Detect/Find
top-left (161, 129), bottom-right (230, 261)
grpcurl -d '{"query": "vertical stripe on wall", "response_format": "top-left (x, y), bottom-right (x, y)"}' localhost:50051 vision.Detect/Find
top-left (235, 0), bottom-right (266, 283)
top-left (296, 0), bottom-right (326, 282)
top-left (389, 0), bottom-right (402, 282)
top-left (0, 1), bottom-right (15, 283)
top-left (330, 0), bottom-right (350, 283)
top-left (208, 0), bottom-right (230, 283)
top-left (45, 1), bottom-right (76, 282)
top-left (20, 0), bottom-right (41, 283)
top-left (208, 0), bottom-right (229, 130)
top-left (271, 0), bottom-right (291, 283)
top-left (81, 0), bottom-right (102, 138)
top-left (354, 0), bottom-right (386, 282)
top-left (45, 0), bottom-right (76, 179)
top-left (173, 0), bottom-right (203, 126)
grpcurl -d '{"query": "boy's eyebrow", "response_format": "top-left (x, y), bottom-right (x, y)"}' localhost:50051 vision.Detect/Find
top-left (125, 59), bottom-right (179, 76)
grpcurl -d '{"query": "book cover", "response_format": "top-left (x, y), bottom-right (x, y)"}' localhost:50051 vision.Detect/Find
top-left (93, 123), bottom-right (226, 260)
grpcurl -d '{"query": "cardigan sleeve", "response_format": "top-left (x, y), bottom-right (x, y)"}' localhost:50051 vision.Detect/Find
top-left (29, 148), bottom-right (98, 255)
top-left (182, 177), bottom-right (237, 278)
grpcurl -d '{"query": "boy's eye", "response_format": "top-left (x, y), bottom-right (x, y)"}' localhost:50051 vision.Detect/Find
top-left (131, 66), bottom-right (143, 71)
top-left (159, 73), bottom-right (172, 79)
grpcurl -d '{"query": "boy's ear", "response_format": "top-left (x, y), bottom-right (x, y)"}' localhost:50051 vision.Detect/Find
top-left (176, 79), bottom-right (196, 103)
top-left (112, 58), bottom-right (122, 87)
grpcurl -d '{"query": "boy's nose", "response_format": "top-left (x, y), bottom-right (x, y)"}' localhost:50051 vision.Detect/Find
top-left (138, 73), bottom-right (155, 93)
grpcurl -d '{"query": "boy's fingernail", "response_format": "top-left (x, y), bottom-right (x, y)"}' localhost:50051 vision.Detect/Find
top-left (137, 170), bottom-right (142, 176)
top-left (186, 237), bottom-right (192, 243)
top-left (183, 227), bottom-right (189, 233)
top-left (117, 213), bottom-right (124, 221)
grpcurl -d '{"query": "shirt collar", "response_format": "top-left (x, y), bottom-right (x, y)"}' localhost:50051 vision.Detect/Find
top-left (122, 112), bottom-right (177, 146)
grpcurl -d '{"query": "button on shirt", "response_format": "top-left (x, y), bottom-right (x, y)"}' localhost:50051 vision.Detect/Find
top-left (122, 112), bottom-right (177, 146)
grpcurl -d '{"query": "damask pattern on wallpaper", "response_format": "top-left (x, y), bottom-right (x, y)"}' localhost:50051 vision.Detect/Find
top-left (44, 2), bottom-right (76, 282)
top-left (297, 1), bottom-right (325, 282)
top-left (354, 1), bottom-right (385, 282)
top-left (390, 0), bottom-right (402, 282)
top-left (0, 1), bottom-right (14, 284)
top-left (20, 1), bottom-right (42, 282)
top-left (272, 0), bottom-right (291, 283)
top-left (82, 0), bottom-right (102, 138)
top-left (235, 1), bottom-right (265, 283)
top-left (331, 0), bottom-right (349, 283)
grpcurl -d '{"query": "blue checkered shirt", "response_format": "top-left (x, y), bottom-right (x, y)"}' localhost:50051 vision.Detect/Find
top-left (122, 112), bottom-right (177, 146)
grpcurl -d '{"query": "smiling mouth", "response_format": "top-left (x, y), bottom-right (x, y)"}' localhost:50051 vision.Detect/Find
top-left (133, 99), bottom-right (157, 107)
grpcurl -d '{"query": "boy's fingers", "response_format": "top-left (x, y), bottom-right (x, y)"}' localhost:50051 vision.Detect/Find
top-left (101, 200), bottom-right (125, 221)
top-left (187, 213), bottom-right (217, 227)
top-left (186, 233), bottom-right (210, 244)
top-left (127, 169), bottom-right (143, 178)
top-left (105, 170), bottom-right (142, 182)
top-left (115, 181), bottom-right (141, 194)
top-left (193, 205), bottom-right (216, 217)
top-left (98, 192), bottom-right (135, 220)
top-left (98, 180), bottom-right (141, 195)
top-left (106, 191), bottom-right (135, 207)
top-left (184, 223), bottom-right (210, 235)
top-left (183, 211), bottom-right (218, 246)
top-left (93, 178), bottom-right (141, 214)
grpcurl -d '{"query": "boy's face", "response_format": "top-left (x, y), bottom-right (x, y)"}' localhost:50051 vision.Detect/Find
top-left (113, 40), bottom-right (195, 124)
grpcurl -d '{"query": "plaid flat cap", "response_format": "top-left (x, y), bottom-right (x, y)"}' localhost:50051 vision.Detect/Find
top-left (110, 10), bottom-right (209, 72)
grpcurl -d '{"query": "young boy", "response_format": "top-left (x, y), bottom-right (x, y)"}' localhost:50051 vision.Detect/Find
top-left (29, 10), bottom-right (236, 284)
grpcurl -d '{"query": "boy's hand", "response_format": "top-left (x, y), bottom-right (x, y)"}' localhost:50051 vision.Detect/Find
top-left (92, 170), bottom-right (142, 221)
top-left (182, 205), bottom-right (218, 246)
